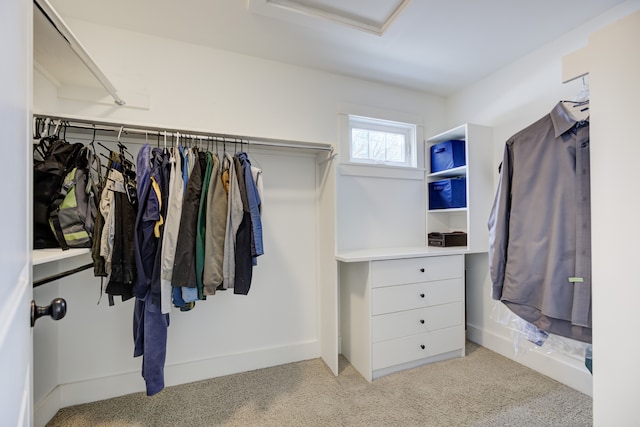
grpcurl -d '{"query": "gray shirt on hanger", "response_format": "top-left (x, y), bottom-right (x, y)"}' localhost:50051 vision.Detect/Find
top-left (488, 101), bottom-right (591, 343)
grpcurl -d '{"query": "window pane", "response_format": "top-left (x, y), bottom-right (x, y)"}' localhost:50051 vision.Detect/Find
top-left (385, 133), bottom-right (405, 162)
top-left (348, 116), bottom-right (416, 168)
top-left (351, 129), bottom-right (369, 159)
top-left (369, 131), bottom-right (386, 161)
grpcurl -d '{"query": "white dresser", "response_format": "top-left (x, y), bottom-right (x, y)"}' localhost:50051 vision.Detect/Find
top-left (338, 248), bottom-right (466, 381)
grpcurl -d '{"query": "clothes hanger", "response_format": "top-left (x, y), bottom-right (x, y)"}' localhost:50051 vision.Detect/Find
top-left (561, 76), bottom-right (589, 109)
top-left (52, 120), bottom-right (61, 140)
top-left (85, 127), bottom-right (103, 188)
top-left (246, 138), bottom-right (263, 170)
top-left (33, 118), bottom-right (53, 158)
top-left (115, 126), bottom-right (134, 162)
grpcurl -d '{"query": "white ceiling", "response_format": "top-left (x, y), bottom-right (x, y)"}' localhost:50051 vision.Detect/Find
top-left (49, 0), bottom-right (625, 95)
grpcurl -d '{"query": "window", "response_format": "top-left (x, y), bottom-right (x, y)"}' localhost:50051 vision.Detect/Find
top-left (349, 115), bottom-right (417, 168)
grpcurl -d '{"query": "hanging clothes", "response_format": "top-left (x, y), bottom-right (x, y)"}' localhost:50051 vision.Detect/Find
top-left (132, 145), bottom-right (170, 397)
top-left (99, 167), bottom-right (122, 275)
top-left (160, 147), bottom-right (184, 314)
top-left (202, 154), bottom-right (227, 295)
top-left (172, 149), bottom-right (206, 300)
top-left (133, 144), bottom-right (157, 300)
top-left (91, 153), bottom-right (107, 278)
top-left (105, 184), bottom-right (137, 303)
top-left (101, 152), bottom-right (138, 305)
top-left (234, 152), bottom-right (263, 295)
top-left (222, 153), bottom-right (244, 289)
top-left (488, 101), bottom-right (591, 343)
top-left (195, 151), bottom-right (214, 299)
top-left (238, 153), bottom-right (263, 262)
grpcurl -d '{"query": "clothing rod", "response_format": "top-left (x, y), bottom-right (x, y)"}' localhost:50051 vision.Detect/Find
top-left (33, 263), bottom-right (94, 288)
top-left (34, 0), bottom-right (126, 106)
top-left (33, 114), bottom-right (334, 153)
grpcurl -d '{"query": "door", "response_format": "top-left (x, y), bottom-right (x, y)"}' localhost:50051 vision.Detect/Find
top-left (0, 0), bottom-right (33, 426)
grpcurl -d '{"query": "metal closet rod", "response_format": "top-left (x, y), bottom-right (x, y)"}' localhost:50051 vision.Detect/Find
top-left (33, 263), bottom-right (94, 288)
top-left (34, 114), bottom-right (334, 153)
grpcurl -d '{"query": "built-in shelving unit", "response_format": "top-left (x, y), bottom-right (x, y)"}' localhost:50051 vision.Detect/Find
top-left (425, 124), bottom-right (493, 253)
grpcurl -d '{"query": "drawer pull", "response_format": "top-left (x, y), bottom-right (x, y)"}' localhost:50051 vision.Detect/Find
top-left (419, 319), bottom-right (425, 324)
top-left (420, 293), bottom-right (425, 298)
top-left (419, 268), bottom-right (425, 273)
top-left (420, 345), bottom-right (426, 350)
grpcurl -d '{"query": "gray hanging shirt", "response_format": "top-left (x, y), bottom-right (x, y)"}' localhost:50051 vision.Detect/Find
top-left (488, 101), bottom-right (592, 343)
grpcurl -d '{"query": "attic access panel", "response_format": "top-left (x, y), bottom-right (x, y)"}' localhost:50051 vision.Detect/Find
top-left (250, 0), bottom-right (410, 35)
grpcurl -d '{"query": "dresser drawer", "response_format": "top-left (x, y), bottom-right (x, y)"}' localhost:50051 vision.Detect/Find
top-left (372, 301), bottom-right (462, 343)
top-left (372, 325), bottom-right (464, 370)
top-left (371, 255), bottom-right (462, 288)
top-left (371, 278), bottom-right (462, 315)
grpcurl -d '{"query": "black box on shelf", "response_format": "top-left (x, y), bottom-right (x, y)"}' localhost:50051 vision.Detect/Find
top-left (428, 232), bottom-right (468, 247)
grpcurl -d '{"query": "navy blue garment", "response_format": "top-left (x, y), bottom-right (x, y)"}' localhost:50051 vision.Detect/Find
top-left (149, 150), bottom-right (171, 306)
top-left (133, 144), bottom-right (160, 301)
top-left (237, 153), bottom-right (263, 259)
top-left (132, 146), bottom-right (170, 396)
top-left (133, 298), bottom-right (169, 396)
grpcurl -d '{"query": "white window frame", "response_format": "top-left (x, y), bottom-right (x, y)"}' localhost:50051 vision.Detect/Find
top-left (348, 115), bottom-right (417, 168)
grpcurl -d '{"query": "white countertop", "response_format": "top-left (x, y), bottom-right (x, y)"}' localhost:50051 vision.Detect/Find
top-left (336, 246), bottom-right (472, 262)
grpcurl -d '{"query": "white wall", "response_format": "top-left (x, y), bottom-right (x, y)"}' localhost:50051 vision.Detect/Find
top-left (336, 171), bottom-right (427, 251)
top-left (588, 10), bottom-right (640, 425)
top-left (32, 16), bottom-right (445, 423)
top-left (446, 0), bottom-right (640, 397)
top-left (35, 19), bottom-right (445, 146)
top-left (334, 104), bottom-right (432, 252)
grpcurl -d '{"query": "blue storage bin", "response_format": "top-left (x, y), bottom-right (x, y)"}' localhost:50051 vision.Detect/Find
top-left (430, 140), bottom-right (466, 173)
top-left (429, 177), bottom-right (466, 209)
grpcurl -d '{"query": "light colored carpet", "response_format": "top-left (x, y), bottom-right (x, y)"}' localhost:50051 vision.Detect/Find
top-left (46, 342), bottom-right (592, 426)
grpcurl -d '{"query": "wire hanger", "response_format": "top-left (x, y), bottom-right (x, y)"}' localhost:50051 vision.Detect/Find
top-left (246, 138), bottom-right (263, 170)
top-left (52, 120), bottom-right (61, 139)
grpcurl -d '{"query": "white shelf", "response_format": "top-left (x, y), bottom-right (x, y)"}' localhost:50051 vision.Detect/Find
top-left (428, 165), bottom-right (466, 179)
top-left (428, 208), bottom-right (467, 213)
top-left (32, 248), bottom-right (91, 266)
top-left (427, 124), bottom-right (467, 143)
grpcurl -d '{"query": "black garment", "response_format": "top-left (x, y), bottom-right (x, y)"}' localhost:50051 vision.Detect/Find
top-left (91, 207), bottom-right (107, 277)
top-left (105, 188), bottom-right (137, 304)
top-left (233, 155), bottom-right (253, 295)
top-left (172, 151), bottom-right (206, 288)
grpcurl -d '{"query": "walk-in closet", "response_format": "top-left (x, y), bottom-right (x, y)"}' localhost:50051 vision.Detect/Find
top-left (2, 1), bottom-right (639, 426)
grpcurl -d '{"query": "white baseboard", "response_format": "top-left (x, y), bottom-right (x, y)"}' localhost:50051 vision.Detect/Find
top-left (35, 340), bottom-right (320, 426)
top-left (34, 387), bottom-right (61, 427)
top-left (466, 324), bottom-right (593, 396)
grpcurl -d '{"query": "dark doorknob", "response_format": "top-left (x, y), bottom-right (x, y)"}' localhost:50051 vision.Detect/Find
top-left (31, 298), bottom-right (67, 327)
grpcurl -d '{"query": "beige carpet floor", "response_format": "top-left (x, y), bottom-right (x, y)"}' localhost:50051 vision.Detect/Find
top-left (46, 342), bottom-right (592, 427)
